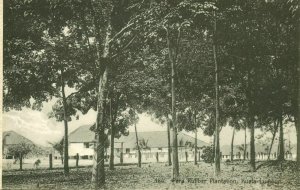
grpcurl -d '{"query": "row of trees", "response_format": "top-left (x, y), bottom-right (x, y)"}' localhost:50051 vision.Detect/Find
top-left (4, 0), bottom-right (299, 189)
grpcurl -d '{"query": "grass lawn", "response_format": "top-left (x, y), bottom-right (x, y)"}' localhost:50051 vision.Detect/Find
top-left (2, 160), bottom-right (300, 190)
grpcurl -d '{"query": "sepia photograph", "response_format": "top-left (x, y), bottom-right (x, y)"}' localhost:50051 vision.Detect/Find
top-left (2, 0), bottom-right (300, 189)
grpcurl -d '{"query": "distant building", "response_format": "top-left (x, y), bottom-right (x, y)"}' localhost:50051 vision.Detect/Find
top-left (3, 131), bottom-right (51, 159)
top-left (68, 125), bottom-right (209, 163)
top-left (221, 143), bottom-right (296, 161)
top-left (3, 131), bottom-right (36, 159)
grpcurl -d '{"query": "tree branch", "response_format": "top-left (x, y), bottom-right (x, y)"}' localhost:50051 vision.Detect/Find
top-left (111, 35), bottom-right (137, 59)
top-left (108, 22), bottom-right (135, 44)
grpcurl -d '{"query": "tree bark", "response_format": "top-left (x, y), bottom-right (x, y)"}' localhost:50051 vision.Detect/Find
top-left (109, 121), bottom-right (115, 170)
top-left (213, 11), bottom-right (221, 176)
top-left (278, 116), bottom-right (285, 161)
top-left (297, 117), bottom-right (300, 163)
top-left (90, 2), bottom-right (112, 186)
top-left (244, 127), bottom-right (247, 160)
top-left (297, 22), bottom-right (300, 165)
top-left (134, 122), bottom-right (141, 167)
top-left (165, 27), bottom-right (179, 179)
top-left (109, 94), bottom-right (119, 170)
top-left (194, 128), bottom-right (197, 165)
top-left (231, 128), bottom-right (235, 161)
top-left (268, 121), bottom-right (278, 160)
top-left (249, 117), bottom-right (255, 171)
top-left (61, 69), bottom-right (69, 176)
top-left (167, 118), bottom-right (172, 166)
top-left (49, 154), bottom-right (53, 170)
top-left (91, 67), bottom-right (108, 188)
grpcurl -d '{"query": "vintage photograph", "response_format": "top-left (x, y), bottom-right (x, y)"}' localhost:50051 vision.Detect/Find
top-left (2, 0), bottom-right (300, 189)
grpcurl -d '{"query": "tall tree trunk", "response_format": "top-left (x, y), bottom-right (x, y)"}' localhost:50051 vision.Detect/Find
top-left (61, 69), bottom-right (69, 176)
top-left (167, 118), bottom-right (172, 166)
top-left (268, 121), bottom-right (278, 160)
top-left (134, 122), bottom-right (141, 167)
top-left (249, 117), bottom-right (255, 171)
top-left (213, 11), bottom-right (221, 176)
top-left (278, 116), bottom-right (285, 161)
top-left (109, 122), bottom-right (115, 170)
top-left (297, 117), bottom-right (300, 163)
top-left (231, 128), bottom-right (235, 161)
top-left (91, 67), bottom-right (108, 188)
top-left (89, 0), bottom-right (113, 185)
top-left (194, 128), bottom-right (197, 165)
top-left (165, 27), bottom-right (179, 179)
top-left (109, 94), bottom-right (119, 170)
top-left (244, 127), bottom-right (247, 160)
top-left (297, 22), bottom-right (300, 165)
top-left (194, 111), bottom-right (197, 165)
top-left (91, 19), bottom-right (111, 187)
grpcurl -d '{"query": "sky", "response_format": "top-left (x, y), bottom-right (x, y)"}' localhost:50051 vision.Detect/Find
top-left (3, 95), bottom-right (297, 147)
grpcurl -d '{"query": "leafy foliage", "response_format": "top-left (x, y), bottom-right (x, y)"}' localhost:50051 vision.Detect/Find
top-left (201, 146), bottom-right (215, 164)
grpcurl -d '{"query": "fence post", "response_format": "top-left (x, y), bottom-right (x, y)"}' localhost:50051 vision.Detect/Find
top-left (156, 152), bottom-right (159, 162)
top-left (185, 151), bottom-right (188, 162)
top-left (76, 153), bottom-right (79, 168)
top-left (49, 154), bottom-right (53, 170)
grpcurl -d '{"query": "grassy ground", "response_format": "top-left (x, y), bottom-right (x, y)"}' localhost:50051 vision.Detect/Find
top-left (2, 160), bottom-right (300, 190)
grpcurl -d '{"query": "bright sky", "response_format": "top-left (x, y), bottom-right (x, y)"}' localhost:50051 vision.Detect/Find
top-left (3, 94), bottom-right (297, 147)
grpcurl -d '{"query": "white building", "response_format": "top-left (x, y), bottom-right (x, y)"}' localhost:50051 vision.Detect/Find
top-left (67, 125), bottom-right (209, 163)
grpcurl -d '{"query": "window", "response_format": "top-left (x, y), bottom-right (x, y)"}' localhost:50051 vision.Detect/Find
top-left (84, 142), bottom-right (89, 148)
top-left (126, 148), bottom-right (130, 153)
top-left (158, 147), bottom-right (162, 151)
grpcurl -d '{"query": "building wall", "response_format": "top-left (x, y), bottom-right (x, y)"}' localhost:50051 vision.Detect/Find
top-left (68, 142), bottom-right (204, 163)
top-left (69, 142), bottom-right (94, 158)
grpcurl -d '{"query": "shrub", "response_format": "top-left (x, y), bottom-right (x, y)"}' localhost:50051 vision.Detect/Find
top-left (201, 146), bottom-right (215, 163)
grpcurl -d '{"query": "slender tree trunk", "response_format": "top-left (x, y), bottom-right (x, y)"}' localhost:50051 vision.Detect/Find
top-left (109, 122), bottom-right (115, 170)
top-left (249, 117), bottom-right (255, 171)
top-left (61, 69), bottom-right (69, 176)
top-left (268, 121), bottom-right (278, 160)
top-left (134, 122), bottom-right (141, 167)
top-left (167, 118), bottom-right (172, 166)
top-left (231, 128), bottom-right (235, 161)
top-left (278, 116), bottom-right (285, 161)
top-left (109, 95), bottom-right (119, 170)
top-left (297, 22), bottom-right (300, 165)
top-left (213, 11), bottom-right (221, 176)
top-left (165, 27), bottom-right (179, 179)
top-left (296, 117), bottom-right (300, 163)
top-left (193, 111), bottom-right (197, 165)
top-left (19, 153), bottom-right (22, 171)
top-left (120, 142), bottom-right (124, 165)
top-left (194, 128), bottom-right (197, 165)
top-left (244, 127), bottom-right (247, 160)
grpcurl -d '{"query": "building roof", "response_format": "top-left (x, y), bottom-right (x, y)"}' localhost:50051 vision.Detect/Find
top-left (69, 125), bottom-right (209, 148)
top-left (68, 125), bottom-right (96, 143)
top-left (3, 131), bottom-right (35, 145)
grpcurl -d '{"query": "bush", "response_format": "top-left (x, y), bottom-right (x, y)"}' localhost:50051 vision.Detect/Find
top-left (201, 146), bottom-right (215, 163)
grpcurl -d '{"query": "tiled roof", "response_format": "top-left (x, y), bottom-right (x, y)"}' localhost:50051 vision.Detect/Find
top-left (69, 125), bottom-right (209, 148)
